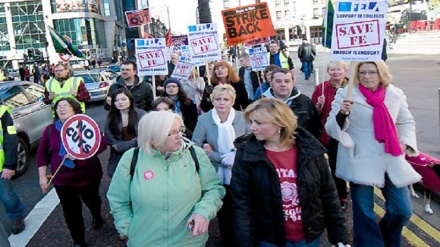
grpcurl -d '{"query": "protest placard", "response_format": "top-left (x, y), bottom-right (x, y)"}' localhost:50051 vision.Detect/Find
top-left (171, 56), bottom-right (194, 80)
top-left (180, 45), bottom-right (205, 67)
top-left (249, 46), bottom-right (269, 71)
top-left (187, 23), bottom-right (221, 64)
top-left (60, 114), bottom-right (101, 160)
top-left (170, 35), bottom-right (188, 54)
top-left (222, 2), bottom-right (275, 46)
top-left (135, 38), bottom-right (168, 75)
top-left (330, 0), bottom-right (388, 61)
top-left (125, 8), bottom-right (151, 28)
top-left (245, 36), bottom-right (271, 46)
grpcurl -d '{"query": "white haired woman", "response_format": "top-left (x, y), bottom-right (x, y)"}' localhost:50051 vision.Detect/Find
top-left (107, 111), bottom-right (225, 247)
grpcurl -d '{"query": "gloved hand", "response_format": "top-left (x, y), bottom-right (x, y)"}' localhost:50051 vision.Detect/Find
top-left (221, 151), bottom-right (236, 168)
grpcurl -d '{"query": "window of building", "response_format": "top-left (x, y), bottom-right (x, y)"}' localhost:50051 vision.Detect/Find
top-left (51, 0), bottom-right (100, 14)
top-left (10, 1), bottom-right (46, 50)
top-left (285, 10), bottom-right (290, 19)
top-left (284, 0), bottom-right (290, 5)
top-left (103, 0), bottom-right (111, 16)
top-left (313, 8), bottom-right (320, 18)
top-left (0, 4), bottom-right (10, 52)
top-left (54, 18), bottom-right (102, 49)
top-left (276, 11), bottom-right (282, 21)
top-left (276, 0), bottom-right (281, 7)
top-left (223, 0), bottom-right (230, 9)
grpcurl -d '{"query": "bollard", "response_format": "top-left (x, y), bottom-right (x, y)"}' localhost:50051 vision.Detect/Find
top-left (313, 68), bottom-right (319, 86)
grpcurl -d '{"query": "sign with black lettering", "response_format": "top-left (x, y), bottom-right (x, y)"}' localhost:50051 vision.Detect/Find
top-left (125, 8), bottom-right (151, 28)
top-left (61, 114), bottom-right (101, 160)
top-left (222, 2), bottom-right (275, 46)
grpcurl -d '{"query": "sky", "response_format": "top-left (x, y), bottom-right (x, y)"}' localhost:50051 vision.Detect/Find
top-left (149, 0), bottom-right (198, 34)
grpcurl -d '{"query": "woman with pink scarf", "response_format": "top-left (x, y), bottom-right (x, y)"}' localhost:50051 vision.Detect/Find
top-left (325, 61), bottom-right (421, 247)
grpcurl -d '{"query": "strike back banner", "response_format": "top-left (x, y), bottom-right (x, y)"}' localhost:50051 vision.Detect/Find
top-left (330, 0), bottom-right (388, 61)
top-left (222, 2), bottom-right (275, 46)
top-left (125, 8), bottom-right (151, 28)
top-left (135, 38), bottom-right (168, 76)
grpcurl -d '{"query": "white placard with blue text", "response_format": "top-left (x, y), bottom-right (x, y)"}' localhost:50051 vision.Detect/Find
top-left (187, 23), bottom-right (221, 64)
top-left (171, 56), bottom-right (194, 80)
top-left (330, 0), bottom-right (388, 61)
top-left (249, 46), bottom-right (268, 71)
top-left (135, 38), bottom-right (168, 76)
top-left (180, 45), bottom-right (205, 67)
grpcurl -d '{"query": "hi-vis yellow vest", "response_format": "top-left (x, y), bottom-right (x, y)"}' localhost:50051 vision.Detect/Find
top-left (267, 52), bottom-right (289, 69)
top-left (0, 105), bottom-right (17, 171)
top-left (46, 77), bottom-right (86, 114)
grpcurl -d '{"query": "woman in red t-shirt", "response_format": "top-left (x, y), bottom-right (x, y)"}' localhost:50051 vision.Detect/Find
top-left (231, 98), bottom-right (348, 247)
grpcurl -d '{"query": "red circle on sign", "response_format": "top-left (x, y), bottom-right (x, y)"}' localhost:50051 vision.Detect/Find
top-left (60, 114), bottom-right (102, 160)
top-left (58, 35), bottom-right (72, 62)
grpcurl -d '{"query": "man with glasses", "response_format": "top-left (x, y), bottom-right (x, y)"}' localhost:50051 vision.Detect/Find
top-left (105, 61), bottom-right (153, 111)
top-left (43, 63), bottom-right (90, 115)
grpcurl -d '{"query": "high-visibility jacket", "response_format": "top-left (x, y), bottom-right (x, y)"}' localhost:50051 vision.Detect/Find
top-left (0, 106), bottom-right (17, 171)
top-left (46, 77), bottom-right (86, 114)
top-left (0, 70), bottom-right (5, 81)
top-left (267, 52), bottom-right (290, 69)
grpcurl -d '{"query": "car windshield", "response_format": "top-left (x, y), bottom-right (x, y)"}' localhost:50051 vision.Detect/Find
top-left (78, 74), bottom-right (100, 83)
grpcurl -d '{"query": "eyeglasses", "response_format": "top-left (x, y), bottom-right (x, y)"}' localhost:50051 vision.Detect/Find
top-left (54, 69), bottom-right (65, 73)
top-left (358, 71), bottom-right (378, 77)
top-left (167, 126), bottom-right (186, 137)
top-left (166, 85), bottom-right (178, 89)
top-left (56, 105), bottom-right (71, 110)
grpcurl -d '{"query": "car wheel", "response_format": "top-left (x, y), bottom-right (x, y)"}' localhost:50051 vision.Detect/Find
top-left (15, 137), bottom-right (30, 177)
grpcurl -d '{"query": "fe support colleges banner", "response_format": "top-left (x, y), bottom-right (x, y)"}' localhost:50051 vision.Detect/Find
top-left (222, 2), bottom-right (275, 46)
top-left (135, 38), bottom-right (168, 76)
top-left (187, 23), bottom-right (221, 64)
top-left (249, 46), bottom-right (269, 71)
top-left (330, 0), bottom-right (388, 61)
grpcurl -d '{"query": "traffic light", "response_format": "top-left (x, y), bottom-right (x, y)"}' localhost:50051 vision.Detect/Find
top-left (27, 48), bottom-right (34, 59)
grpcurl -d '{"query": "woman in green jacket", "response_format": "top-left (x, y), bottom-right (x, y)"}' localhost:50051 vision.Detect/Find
top-left (107, 111), bottom-right (225, 247)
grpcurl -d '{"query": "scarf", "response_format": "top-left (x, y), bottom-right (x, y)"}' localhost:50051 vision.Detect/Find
top-left (56, 120), bottom-right (75, 168)
top-left (358, 84), bottom-right (402, 156)
top-left (212, 108), bottom-right (236, 184)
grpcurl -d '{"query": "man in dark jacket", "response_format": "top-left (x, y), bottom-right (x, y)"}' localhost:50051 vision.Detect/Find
top-left (262, 68), bottom-right (322, 139)
top-left (297, 39), bottom-right (316, 80)
top-left (105, 61), bottom-right (154, 111)
top-left (238, 53), bottom-right (259, 101)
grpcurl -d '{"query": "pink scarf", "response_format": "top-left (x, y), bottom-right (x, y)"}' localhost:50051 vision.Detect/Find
top-left (359, 84), bottom-right (402, 156)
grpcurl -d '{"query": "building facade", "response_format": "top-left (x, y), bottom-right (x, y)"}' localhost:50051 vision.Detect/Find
top-left (0, 0), bottom-right (129, 68)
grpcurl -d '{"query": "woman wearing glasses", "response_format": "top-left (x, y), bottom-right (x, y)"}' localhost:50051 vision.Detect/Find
top-left (107, 111), bottom-right (225, 247)
top-left (161, 78), bottom-right (198, 132)
top-left (325, 61), bottom-right (421, 247)
top-left (192, 84), bottom-right (249, 247)
top-left (37, 98), bottom-right (107, 247)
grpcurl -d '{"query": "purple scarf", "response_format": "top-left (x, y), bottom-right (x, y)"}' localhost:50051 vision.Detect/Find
top-left (359, 84), bottom-right (402, 156)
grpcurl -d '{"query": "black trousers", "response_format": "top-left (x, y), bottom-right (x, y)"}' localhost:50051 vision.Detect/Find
top-left (217, 185), bottom-right (235, 247)
top-left (55, 179), bottom-right (102, 245)
top-left (327, 138), bottom-right (348, 201)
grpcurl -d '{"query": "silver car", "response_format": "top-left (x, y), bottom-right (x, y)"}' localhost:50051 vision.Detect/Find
top-left (75, 70), bottom-right (117, 102)
top-left (0, 81), bottom-right (53, 176)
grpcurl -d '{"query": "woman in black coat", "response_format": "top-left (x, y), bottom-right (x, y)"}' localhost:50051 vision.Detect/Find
top-left (231, 98), bottom-right (348, 247)
top-left (161, 78), bottom-right (198, 132)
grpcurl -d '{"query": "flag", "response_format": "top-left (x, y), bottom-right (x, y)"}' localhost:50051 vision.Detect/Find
top-left (48, 26), bottom-right (86, 59)
top-left (143, 31), bottom-right (154, 39)
top-left (322, 0), bottom-right (335, 49)
top-left (165, 28), bottom-right (173, 47)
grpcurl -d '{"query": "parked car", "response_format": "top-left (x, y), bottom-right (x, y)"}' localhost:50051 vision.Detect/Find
top-left (6, 68), bottom-right (20, 80)
top-left (75, 69), bottom-right (117, 102)
top-left (105, 64), bottom-right (121, 75)
top-left (0, 81), bottom-right (53, 176)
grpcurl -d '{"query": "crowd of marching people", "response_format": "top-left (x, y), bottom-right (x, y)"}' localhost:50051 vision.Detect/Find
top-left (0, 39), bottom-right (424, 247)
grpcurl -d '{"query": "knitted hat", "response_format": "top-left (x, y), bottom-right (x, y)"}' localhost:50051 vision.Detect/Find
top-left (163, 78), bottom-right (181, 88)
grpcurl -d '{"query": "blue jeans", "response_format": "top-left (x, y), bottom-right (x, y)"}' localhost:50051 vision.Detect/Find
top-left (302, 61), bottom-right (312, 79)
top-left (0, 177), bottom-right (25, 220)
top-left (351, 175), bottom-right (412, 247)
top-left (258, 236), bottom-right (320, 247)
